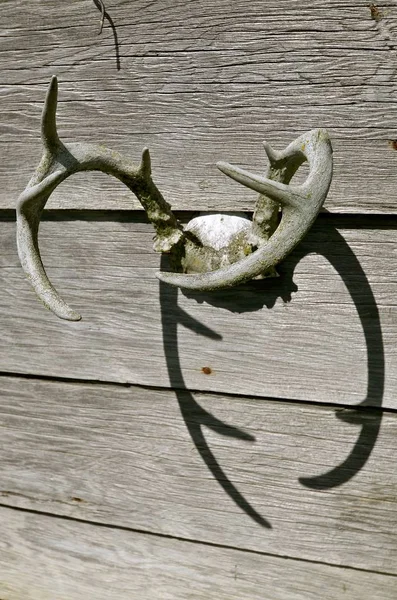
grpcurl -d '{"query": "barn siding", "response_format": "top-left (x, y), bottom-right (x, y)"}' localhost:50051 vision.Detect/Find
top-left (1, 0), bottom-right (396, 597)
top-left (2, 0), bottom-right (397, 212)
top-left (0, 375), bottom-right (396, 572)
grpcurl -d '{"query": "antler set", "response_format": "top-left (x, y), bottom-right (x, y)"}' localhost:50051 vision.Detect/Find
top-left (16, 77), bottom-right (333, 320)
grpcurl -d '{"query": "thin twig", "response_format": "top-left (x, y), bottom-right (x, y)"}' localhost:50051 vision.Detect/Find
top-left (92, 0), bottom-right (121, 70)
top-left (93, 0), bottom-right (106, 35)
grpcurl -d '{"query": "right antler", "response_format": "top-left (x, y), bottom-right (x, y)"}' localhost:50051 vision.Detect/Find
top-left (157, 129), bottom-right (333, 290)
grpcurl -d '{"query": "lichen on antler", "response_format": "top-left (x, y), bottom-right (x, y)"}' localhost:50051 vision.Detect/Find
top-left (16, 76), bottom-right (184, 320)
top-left (156, 129), bottom-right (333, 291)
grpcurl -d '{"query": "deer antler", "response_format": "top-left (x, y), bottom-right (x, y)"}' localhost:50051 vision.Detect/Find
top-left (17, 77), bottom-right (333, 319)
top-left (16, 76), bottom-right (184, 320)
top-left (156, 128), bottom-right (333, 290)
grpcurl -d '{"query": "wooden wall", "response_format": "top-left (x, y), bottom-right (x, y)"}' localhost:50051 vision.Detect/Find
top-left (1, 1), bottom-right (396, 598)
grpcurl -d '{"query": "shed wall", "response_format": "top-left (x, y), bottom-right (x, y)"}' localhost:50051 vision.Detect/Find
top-left (1, 1), bottom-right (396, 598)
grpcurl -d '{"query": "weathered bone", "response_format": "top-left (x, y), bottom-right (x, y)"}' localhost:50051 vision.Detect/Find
top-left (156, 129), bottom-right (333, 290)
top-left (17, 77), bottom-right (333, 319)
top-left (16, 76), bottom-right (184, 320)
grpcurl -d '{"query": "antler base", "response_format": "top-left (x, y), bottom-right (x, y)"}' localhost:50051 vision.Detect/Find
top-left (174, 213), bottom-right (278, 280)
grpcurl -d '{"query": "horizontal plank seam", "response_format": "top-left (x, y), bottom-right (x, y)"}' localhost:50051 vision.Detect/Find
top-left (0, 501), bottom-right (396, 578)
top-left (0, 370), bottom-right (395, 415)
top-left (4, 210), bottom-right (397, 225)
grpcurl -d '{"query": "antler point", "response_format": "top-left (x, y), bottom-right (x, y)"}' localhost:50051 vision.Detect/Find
top-left (42, 74), bottom-right (60, 150)
top-left (140, 147), bottom-right (152, 177)
top-left (216, 160), bottom-right (232, 174)
top-left (262, 140), bottom-right (281, 164)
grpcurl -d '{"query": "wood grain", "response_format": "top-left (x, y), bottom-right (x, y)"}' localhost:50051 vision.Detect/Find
top-left (1, 506), bottom-right (396, 600)
top-left (3, 2), bottom-right (397, 589)
top-left (3, 0), bottom-right (397, 212)
top-left (0, 215), bottom-right (394, 407)
top-left (0, 375), bottom-right (396, 573)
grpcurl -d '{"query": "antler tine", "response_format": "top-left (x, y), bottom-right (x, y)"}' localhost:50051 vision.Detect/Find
top-left (289, 129), bottom-right (334, 211)
top-left (17, 171), bottom-right (82, 321)
top-left (262, 140), bottom-right (282, 165)
top-left (156, 129), bottom-right (333, 291)
top-left (139, 147), bottom-right (152, 178)
top-left (17, 170), bottom-right (64, 209)
top-left (216, 128), bottom-right (328, 210)
top-left (42, 75), bottom-right (60, 151)
top-left (216, 161), bottom-right (303, 209)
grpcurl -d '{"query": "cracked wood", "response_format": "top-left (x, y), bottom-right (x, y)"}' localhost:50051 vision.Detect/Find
top-left (0, 375), bottom-right (396, 574)
top-left (1, 506), bottom-right (396, 600)
top-left (2, 0), bottom-right (397, 211)
top-left (0, 216), bottom-right (394, 407)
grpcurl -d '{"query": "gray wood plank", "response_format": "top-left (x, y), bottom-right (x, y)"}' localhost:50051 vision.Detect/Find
top-left (3, 0), bottom-right (397, 212)
top-left (0, 375), bottom-right (396, 573)
top-left (0, 216), bottom-right (394, 407)
top-left (1, 507), bottom-right (396, 600)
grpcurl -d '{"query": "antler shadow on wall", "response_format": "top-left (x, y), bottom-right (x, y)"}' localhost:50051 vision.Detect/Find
top-left (159, 217), bottom-right (384, 528)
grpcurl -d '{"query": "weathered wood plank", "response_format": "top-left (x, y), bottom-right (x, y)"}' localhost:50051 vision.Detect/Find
top-left (0, 216), bottom-right (394, 407)
top-left (1, 507), bottom-right (396, 600)
top-left (2, 0), bottom-right (397, 212)
top-left (0, 375), bottom-right (396, 572)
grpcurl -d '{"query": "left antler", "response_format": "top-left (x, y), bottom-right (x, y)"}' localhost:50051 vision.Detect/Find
top-left (16, 76), bottom-right (184, 320)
